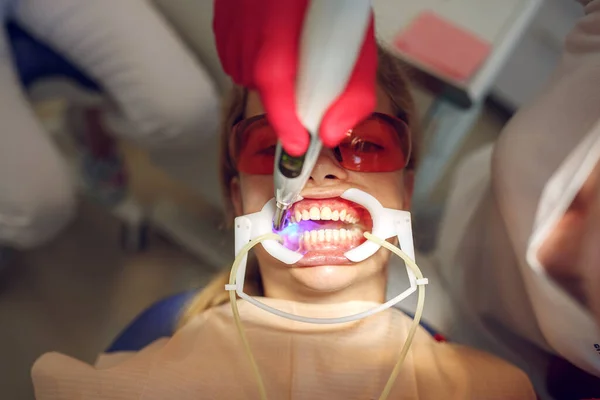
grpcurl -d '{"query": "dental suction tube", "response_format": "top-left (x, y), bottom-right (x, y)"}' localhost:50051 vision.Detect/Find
top-left (273, 0), bottom-right (374, 229)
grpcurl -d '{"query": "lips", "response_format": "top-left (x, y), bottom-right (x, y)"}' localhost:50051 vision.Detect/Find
top-left (277, 197), bottom-right (373, 266)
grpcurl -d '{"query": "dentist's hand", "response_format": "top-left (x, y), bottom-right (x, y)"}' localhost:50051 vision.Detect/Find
top-left (213, 0), bottom-right (377, 156)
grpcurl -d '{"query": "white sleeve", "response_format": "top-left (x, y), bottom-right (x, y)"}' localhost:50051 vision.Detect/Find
top-left (13, 0), bottom-right (220, 150)
top-left (0, 27), bottom-right (76, 248)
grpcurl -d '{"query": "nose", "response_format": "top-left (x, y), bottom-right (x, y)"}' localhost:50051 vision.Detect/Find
top-left (307, 148), bottom-right (349, 186)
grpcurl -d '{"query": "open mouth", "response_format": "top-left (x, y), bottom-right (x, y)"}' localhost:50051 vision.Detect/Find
top-left (276, 197), bottom-right (374, 266)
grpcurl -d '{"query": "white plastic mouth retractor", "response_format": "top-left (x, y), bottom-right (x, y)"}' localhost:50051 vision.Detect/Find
top-left (234, 188), bottom-right (414, 266)
top-left (230, 188), bottom-right (421, 325)
top-left (341, 188), bottom-right (415, 263)
top-left (234, 200), bottom-right (303, 266)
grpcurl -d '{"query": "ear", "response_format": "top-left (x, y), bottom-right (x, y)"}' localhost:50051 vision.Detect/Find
top-left (403, 170), bottom-right (415, 208)
top-left (230, 176), bottom-right (244, 217)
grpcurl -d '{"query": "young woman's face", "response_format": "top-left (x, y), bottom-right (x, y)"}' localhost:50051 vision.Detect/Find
top-left (230, 86), bottom-right (414, 303)
top-left (538, 160), bottom-right (600, 307)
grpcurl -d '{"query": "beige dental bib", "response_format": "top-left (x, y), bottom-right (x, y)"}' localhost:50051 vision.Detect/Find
top-left (32, 297), bottom-right (535, 400)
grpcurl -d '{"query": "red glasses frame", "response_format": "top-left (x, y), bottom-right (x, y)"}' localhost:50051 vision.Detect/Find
top-left (229, 112), bottom-right (412, 175)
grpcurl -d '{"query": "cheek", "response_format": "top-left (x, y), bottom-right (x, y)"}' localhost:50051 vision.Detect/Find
top-left (240, 174), bottom-right (274, 214)
top-left (537, 211), bottom-right (586, 279)
top-left (352, 172), bottom-right (408, 209)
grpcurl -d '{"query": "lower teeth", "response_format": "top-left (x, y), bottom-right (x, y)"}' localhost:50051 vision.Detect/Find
top-left (300, 228), bottom-right (361, 249)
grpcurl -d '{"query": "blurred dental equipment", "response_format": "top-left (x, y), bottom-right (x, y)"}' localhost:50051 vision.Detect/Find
top-left (272, 1), bottom-right (374, 230)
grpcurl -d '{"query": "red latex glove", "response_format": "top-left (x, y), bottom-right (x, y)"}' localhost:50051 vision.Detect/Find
top-left (213, 0), bottom-right (377, 157)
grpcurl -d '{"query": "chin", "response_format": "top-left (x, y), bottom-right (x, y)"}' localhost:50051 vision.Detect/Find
top-left (288, 263), bottom-right (363, 293)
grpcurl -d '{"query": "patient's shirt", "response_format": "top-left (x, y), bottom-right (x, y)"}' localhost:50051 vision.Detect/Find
top-left (32, 298), bottom-right (535, 399)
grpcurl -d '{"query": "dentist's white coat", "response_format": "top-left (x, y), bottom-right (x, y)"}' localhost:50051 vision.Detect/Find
top-left (389, 0), bottom-right (600, 397)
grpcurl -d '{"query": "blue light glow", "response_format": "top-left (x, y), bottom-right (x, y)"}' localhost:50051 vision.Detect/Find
top-left (275, 220), bottom-right (321, 236)
top-left (274, 220), bottom-right (322, 252)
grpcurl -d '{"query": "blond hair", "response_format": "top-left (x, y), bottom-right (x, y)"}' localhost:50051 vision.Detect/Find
top-left (177, 44), bottom-right (420, 330)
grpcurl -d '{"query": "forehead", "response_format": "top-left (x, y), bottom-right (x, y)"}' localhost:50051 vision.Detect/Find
top-left (244, 85), bottom-right (395, 118)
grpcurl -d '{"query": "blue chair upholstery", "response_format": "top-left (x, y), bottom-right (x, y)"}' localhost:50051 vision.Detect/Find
top-left (403, 310), bottom-right (446, 340)
top-left (106, 289), bottom-right (198, 353)
top-left (5, 20), bottom-right (101, 91)
top-left (106, 290), bottom-right (447, 353)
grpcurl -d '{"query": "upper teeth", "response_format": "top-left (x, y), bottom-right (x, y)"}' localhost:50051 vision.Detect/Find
top-left (293, 207), bottom-right (358, 224)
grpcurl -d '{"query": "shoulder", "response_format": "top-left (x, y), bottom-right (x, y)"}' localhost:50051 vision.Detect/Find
top-left (425, 343), bottom-right (537, 399)
top-left (31, 336), bottom-right (174, 399)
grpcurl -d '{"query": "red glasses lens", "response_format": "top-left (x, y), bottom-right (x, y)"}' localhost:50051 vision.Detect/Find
top-left (336, 114), bottom-right (409, 172)
top-left (234, 116), bottom-right (278, 175)
top-left (231, 113), bottom-right (410, 175)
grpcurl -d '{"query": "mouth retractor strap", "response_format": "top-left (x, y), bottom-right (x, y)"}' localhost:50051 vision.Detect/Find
top-left (227, 189), bottom-right (428, 400)
top-left (226, 231), bottom-right (427, 400)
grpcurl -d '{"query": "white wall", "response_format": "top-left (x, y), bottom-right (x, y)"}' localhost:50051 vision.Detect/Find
top-left (152, 0), bottom-right (231, 93)
top-left (492, 0), bottom-right (584, 109)
top-left (152, 0), bottom-right (586, 111)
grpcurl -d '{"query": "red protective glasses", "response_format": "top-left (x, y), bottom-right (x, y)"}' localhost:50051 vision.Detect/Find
top-left (230, 112), bottom-right (411, 175)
